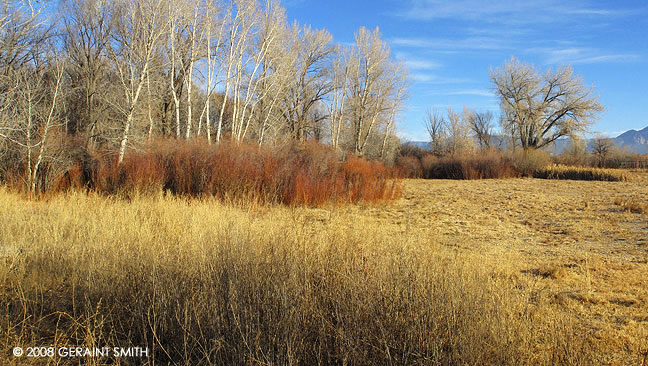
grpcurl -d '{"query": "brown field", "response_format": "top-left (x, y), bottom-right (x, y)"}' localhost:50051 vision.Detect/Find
top-left (1, 171), bottom-right (647, 365)
top-left (342, 172), bottom-right (648, 364)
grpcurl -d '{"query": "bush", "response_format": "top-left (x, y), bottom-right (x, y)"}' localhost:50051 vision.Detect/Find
top-left (395, 156), bottom-right (423, 178)
top-left (420, 151), bottom-right (519, 180)
top-left (51, 140), bottom-right (400, 206)
top-left (512, 149), bottom-right (551, 176)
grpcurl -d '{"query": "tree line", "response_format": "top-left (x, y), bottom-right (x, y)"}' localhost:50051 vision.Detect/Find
top-left (424, 57), bottom-right (604, 156)
top-left (0, 0), bottom-right (408, 191)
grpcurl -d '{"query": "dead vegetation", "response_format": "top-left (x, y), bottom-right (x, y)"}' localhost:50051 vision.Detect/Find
top-left (614, 197), bottom-right (647, 214)
top-left (7, 140), bottom-right (400, 206)
top-left (0, 186), bottom-right (598, 366)
top-left (534, 164), bottom-right (629, 182)
top-left (1, 172), bottom-right (647, 365)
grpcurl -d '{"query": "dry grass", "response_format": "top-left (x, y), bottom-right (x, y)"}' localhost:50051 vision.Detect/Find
top-left (347, 174), bottom-right (648, 365)
top-left (1, 172), bottom-right (647, 365)
top-left (533, 164), bottom-right (629, 182)
top-left (0, 187), bottom-right (599, 365)
top-left (614, 197), bottom-right (647, 214)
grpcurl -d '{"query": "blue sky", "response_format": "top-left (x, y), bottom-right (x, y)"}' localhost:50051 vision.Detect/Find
top-left (283, 0), bottom-right (648, 141)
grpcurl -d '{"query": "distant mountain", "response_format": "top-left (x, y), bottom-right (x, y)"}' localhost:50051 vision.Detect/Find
top-left (615, 126), bottom-right (648, 154)
top-left (404, 141), bottom-right (431, 150)
top-left (553, 126), bottom-right (648, 155)
top-left (408, 126), bottom-right (648, 155)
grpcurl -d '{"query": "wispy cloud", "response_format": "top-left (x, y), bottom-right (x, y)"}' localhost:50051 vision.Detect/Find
top-left (395, 52), bottom-right (442, 70)
top-left (391, 37), bottom-right (508, 51)
top-left (412, 73), bottom-right (473, 84)
top-left (446, 90), bottom-right (494, 97)
top-left (396, 0), bottom-right (639, 24)
top-left (530, 47), bottom-right (641, 65)
top-left (427, 89), bottom-right (495, 97)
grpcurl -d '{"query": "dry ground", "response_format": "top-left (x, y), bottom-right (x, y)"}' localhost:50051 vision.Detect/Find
top-left (334, 172), bottom-right (648, 363)
top-left (1, 172), bottom-right (647, 365)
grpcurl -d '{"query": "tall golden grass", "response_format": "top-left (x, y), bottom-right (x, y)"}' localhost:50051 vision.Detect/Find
top-left (614, 197), bottom-right (647, 214)
top-left (534, 165), bottom-right (628, 182)
top-left (0, 189), bottom-right (597, 365)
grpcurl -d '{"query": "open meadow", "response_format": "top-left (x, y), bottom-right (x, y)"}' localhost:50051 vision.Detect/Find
top-left (1, 172), bottom-right (647, 365)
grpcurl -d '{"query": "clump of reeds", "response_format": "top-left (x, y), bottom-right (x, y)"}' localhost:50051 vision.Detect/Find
top-left (534, 165), bottom-right (628, 182)
top-left (614, 197), bottom-right (647, 214)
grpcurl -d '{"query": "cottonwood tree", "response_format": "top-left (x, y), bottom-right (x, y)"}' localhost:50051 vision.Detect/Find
top-left (0, 0), bottom-right (52, 75)
top-left (180, 1), bottom-right (207, 139)
top-left (1, 53), bottom-right (66, 193)
top-left (563, 137), bottom-right (587, 165)
top-left (166, 0), bottom-right (196, 138)
top-left (233, 0), bottom-right (286, 142)
top-left (60, 0), bottom-right (113, 146)
top-left (467, 110), bottom-right (494, 149)
top-left (379, 63), bottom-right (407, 159)
top-left (197, 0), bottom-right (227, 143)
top-left (327, 45), bottom-right (351, 151)
top-left (245, 1), bottom-right (293, 145)
top-left (491, 57), bottom-right (603, 150)
top-left (0, 0), bottom-right (62, 190)
top-left (424, 108), bottom-right (446, 155)
top-left (444, 107), bottom-right (472, 155)
top-left (214, 0), bottom-right (260, 143)
top-left (347, 26), bottom-right (406, 156)
top-left (281, 22), bottom-right (334, 142)
top-left (108, 0), bottom-right (169, 164)
top-left (1, 0), bottom-right (412, 176)
top-left (592, 136), bottom-right (614, 167)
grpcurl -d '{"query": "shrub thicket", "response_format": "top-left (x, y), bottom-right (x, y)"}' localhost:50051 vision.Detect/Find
top-left (48, 140), bottom-right (400, 206)
top-left (421, 151), bottom-right (519, 179)
top-left (395, 145), bottom-right (635, 182)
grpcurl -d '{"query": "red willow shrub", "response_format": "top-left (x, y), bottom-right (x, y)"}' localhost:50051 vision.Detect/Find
top-left (53, 140), bottom-right (400, 206)
top-left (396, 150), bottom-right (520, 180)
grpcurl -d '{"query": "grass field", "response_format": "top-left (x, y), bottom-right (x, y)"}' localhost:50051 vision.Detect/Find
top-left (1, 171), bottom-right (647, 365)
top-left (346, 172), bottom-right (648, 364)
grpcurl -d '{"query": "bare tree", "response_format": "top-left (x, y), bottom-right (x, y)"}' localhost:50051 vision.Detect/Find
top-left (347, 26), bottom-right (407, 156)
top-left (563, 136), bottom-right (587, 165)
top-left (491, 57), bottom-right (603, 150)
top-left (60, 0), bottom-right (112, 146)
top-left (423, 108), bottom-right (446, 155)
top-left (198, 0), bottom-right (227, 143)
top-left (108, 0), bottom-right (169, 164)
top-left (327, 45), bottom-right (351, 151)
top-left (444, 107), bottom-right (472, 155)
top-left (281, 22), bottom-right (334, 142)
top-left (234, 0), bottom-right (286, 142)
top-left (214, 0), bottom-right (259, 143)
top-left (592, 136), bottom-right (614, 168)
top-left (467, 110), bottom-right (494, 149)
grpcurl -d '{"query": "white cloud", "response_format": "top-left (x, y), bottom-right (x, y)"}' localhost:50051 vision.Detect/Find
top-left (396, 0), bottom-right (637, 24)
top-left (445, 90), bottom-right (494, 97)
top-left (530, 47), bottom-right (641, 65)
top-left (391, 37), bottom-right (507, 51)
top-left (395, 52), bottom-right (442, 70)
top-left (412, 73), bottom-right (473, 84)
